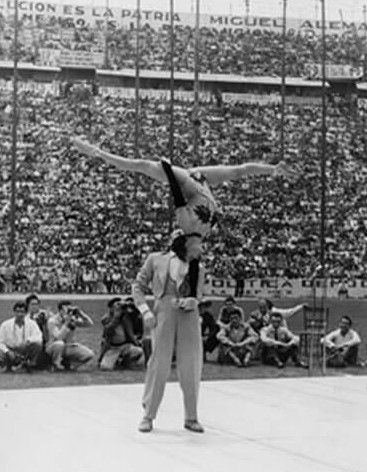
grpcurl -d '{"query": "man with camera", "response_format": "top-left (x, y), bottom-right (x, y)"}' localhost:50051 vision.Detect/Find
top-left (99, 297), bottom-right (144, 371)
top-left (46, 300), bottom-right (94, 371)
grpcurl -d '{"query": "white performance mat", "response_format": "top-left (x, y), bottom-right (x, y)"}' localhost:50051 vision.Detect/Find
top-left (0, 376), bottom-right (366, 472)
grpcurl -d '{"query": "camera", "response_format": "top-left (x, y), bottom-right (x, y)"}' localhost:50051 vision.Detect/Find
top-left (66, 306), bottom-right (80, 329)
top-left (67, 306), bottom-right (79, 317)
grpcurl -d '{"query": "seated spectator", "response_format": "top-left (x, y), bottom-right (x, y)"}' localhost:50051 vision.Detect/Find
top-left (99, 297), bottom-right (144, 371)
top-left (25, 293), bottom-right (51, 369)
top-left (321, 316), bottom-right (361, 367)
top-left (46, 300), bottom-right (94, 371)
top-left (198, 299), bottom-right (219, 361)
top-left (124, 296), bottom-right (143, 339)
top-left (0, 302), bottom-right (42, 372)
top-left (124, 296), bottom-right (151, 364)
top-left (217, 311), bottom-right (258, 367)
top-left (249, 298), bottom-right (305, 333)
top-left (217, 296), bottom-right (245, 328)
top-left (260, 312), bottom-right (307, 369)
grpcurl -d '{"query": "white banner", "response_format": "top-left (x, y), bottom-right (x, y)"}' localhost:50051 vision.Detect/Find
top-left (204, 276), bottom-right (367, 299)
top-left (1, 1), bottom-right (367, 36)
top-left (99, 86), bottom-right (212, 102)
top-left (39, 48), bottom-right (104, 67)
top-left (223, 92), bottom-right (281, 105)
top-left (0, 78), bottom-right (59, 94)
top-left (303, 63), bottom-right (363, 80)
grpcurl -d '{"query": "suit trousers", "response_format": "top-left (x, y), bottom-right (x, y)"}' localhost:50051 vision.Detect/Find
top-left (142, 295), bottom-right (203, 421)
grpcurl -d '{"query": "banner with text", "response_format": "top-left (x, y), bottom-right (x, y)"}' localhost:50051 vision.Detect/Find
top-left (1, 1), bottom-right (367, 37)
top-left (223, 92), bottom-right (281, 105)
top-left (303, 63), bottom-right (363, 80)
top-left (203, 276), bottom-right (367, 299)
top-left (99, 86), bottom-right (212, 102)
top-left (39, 48), bottom-right (104, 67)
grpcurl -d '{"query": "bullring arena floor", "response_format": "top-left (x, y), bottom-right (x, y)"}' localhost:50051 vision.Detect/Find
top-left (1, 376), bottom-right (366, 472)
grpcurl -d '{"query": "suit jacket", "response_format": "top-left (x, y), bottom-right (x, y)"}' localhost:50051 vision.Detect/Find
top-left (132, 252), bottom-right (205, 311)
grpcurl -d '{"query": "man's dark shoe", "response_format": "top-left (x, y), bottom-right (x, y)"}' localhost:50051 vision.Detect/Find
top-left (184, 420), bottom-right (205, 433)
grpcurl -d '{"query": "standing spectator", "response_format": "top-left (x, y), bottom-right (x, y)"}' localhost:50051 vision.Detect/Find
top-left (217, 296), bottom-right (245, 327)
top-left (0, 302), bottom-right (42, 372)
top-left (46, 301), bottom-right (94, 371)
top-left (217, 311), bottom-right (258, 367)
top-left (198, 299), bottom-right (220, 361)
top-left (233, 255), bottom-right (246, 297)
top-left (260, 312), bottom-right (307, 369)
top-left (99, 298), bottom-right (144, 371)
top-left (321, 316), bottom-right (361, 367)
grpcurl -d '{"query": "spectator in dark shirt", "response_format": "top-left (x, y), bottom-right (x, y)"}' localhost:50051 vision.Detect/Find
top-left (198, 299), bottom-right (219, 361)
top-left (99, 297), bottom-right (144, 370)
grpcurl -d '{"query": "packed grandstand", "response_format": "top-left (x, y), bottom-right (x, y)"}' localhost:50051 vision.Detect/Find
top-left (0, 2), bottom-right (366, 294)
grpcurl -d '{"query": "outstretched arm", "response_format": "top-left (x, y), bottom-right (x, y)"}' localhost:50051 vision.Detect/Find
top-left (191, 161), bottom-right (296, 186)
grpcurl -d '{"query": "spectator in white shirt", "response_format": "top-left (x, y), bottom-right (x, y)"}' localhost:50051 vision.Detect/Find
top-left (0, 302), bottom-right (42, 372)
top-left (46, 301), bottom-right (94, 371)
top-left (321, 316), bottom-right (361, 367)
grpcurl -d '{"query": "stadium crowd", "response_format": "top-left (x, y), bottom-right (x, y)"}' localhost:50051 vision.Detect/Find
top-left (0, 84), bottom-right (366, 293)
top-left (0, 17), bottom-right (363, 77)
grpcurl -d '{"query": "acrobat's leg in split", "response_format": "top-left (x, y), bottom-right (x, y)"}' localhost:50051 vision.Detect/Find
top-left (73, 138), bottom-right (196, 192)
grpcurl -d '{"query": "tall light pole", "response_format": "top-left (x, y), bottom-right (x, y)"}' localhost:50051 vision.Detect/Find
top-left (280, 0), bottom-right (287, 162)
top-left (363, 5), bottom-right (367, 79)
top-left (9, 0), bottom-right (19, 265)
top-left (363, 5), bottom-right (367, 156)
top-left (168, 0), bottom-right (175, 232)
top-left (320, 0), bottom-right (327, 283)
top-left (104, 0), bottom-right (110, 68)
top-left (134, 0), bottom-right (141, 193)
top-left (245, 0), bottom-right (250, 20)
top-left (169, 0), bottom-right (175, 166)
top-left (193, 0), bottom-right (200, 161)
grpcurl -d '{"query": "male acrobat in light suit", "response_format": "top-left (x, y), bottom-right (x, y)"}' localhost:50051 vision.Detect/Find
top-left (133, 230), bottom-right (205, 433)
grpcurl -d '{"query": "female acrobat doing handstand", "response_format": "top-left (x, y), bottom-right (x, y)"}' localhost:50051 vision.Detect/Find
top-left (73, 138), bottom-right (296, 296)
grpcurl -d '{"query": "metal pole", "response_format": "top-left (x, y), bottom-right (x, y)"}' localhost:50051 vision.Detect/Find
top-left (104, 0), bottom-right (110, 68)
top-left (364, 5), bottom-right (367, 79)
top-left (9, 0), bottom-right (19, 265)
top-left (169, 0), bottom-right (175, 165)
top-left (168, 0), bottom-right (175, 233)
top-left (320, 0), bottom-right (328, 375)
top-left (193, 0), bottom-right (200, 161)
top-left (280, 0), bottom-right (287, 161)
top-left (364, 6), bottom-right (367, 155)
top-left (134, 0), bottom-right (141, 173)
top-left (320, 0), bottom-right (327, 287)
